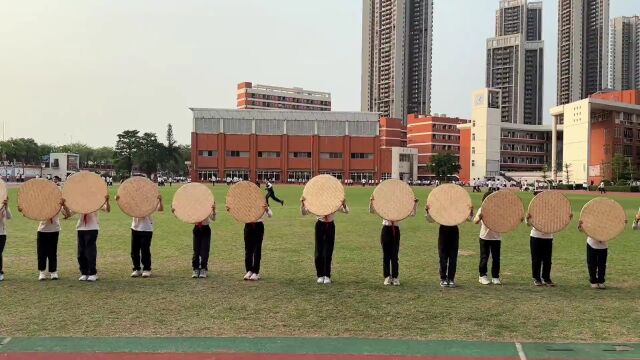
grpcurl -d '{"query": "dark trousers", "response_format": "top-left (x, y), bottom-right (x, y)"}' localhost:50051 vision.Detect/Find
top-left (380, 225), bottom-right (400, 278)
top-left (0, 235), bottom-right (5, 274)
top-left (314, 220), bottom-right (335, 278)
top-left (131, 230), bottom-right (153, 271)
top-left (77, 230), bottom-right (98, 276)
top-left (530, 237), bottom-right (553, 281)
top-left (587, 244), bottom-right (608, 284)
top-left (438, 226), bottom-right (459, 281)
top-left (192, 225), bottom-right (211, 270)
top-left (265, 189), bottom-right (283, 205)
top-left (479, 239), bottom-right (501, 278)
top-left (37, 231), bottom-right (59, 272)
top-left (244, 222), bottom-right (264, 273)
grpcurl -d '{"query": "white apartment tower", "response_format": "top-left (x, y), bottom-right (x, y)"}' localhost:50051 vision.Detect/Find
top-left (486, 0), bottom-right (544, 125)
top-left (557, 0), bottom-right (609, 105)
top-left (361, 0), bottom-right (434, 122)
top-left (609, 16), bottom-right (640, 91)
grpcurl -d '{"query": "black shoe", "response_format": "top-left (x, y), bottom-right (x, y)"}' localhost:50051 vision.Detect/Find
top-left (281, 200), bottom-right (285, 206)
top-left (440, 280), bottom-right (448, 287)
top-left (533, 279), bottom-right (544, 286)
top-left (544, 280), bottom-right (556, 287)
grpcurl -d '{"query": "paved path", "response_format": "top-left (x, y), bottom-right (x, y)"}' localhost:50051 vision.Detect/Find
top-left (1, 337), bottom-right (639, 360)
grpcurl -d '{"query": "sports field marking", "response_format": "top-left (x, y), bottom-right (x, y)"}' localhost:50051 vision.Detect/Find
top-left (1, 338), bottom-right (12, 346)
top-left (514, 342), bottom-right (527, 360)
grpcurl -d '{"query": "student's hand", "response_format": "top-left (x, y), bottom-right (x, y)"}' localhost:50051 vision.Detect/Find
top-left (225, 205), bottom-right (230, 212)
top-left (171, 208), bottom-right (176, 214)
top-left (414, 198), bottom-right (418, 203)
top-left (17, 206), bottom-right (22, 213)
top-left (2, 199), bottom-right (7, 207)
top-left (469, 206), bottom-right (474, 215)
top-left (300, 196), bottom-right (305, 203)
top-left (425, 204), bottom-right (430, 212)
top-left (477, 213), bottom-right (483, 220)
top-left (569, 213), bottom-right (574, 220)
top-left (60, 199), bottom-right (66, 206)
top-left (577, 220), bottom-right (584, 232)
top-left (369, 195), bottom-right (374, 201)
top-left (157, 194), bottom-right (162, 201)
top-left (115, 195), bottom-right (120, 201)
top-left (526, 213), bottom-right (532, 220)
top-left (104, 194), bottom-right (110, 202)
top-left (341, 199), bottom-right (347, 207)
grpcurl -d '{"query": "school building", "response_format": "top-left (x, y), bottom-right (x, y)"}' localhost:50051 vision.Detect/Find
top-left (550, 90), bottom-right (640, 183)
top-left (190, 109), bottom-right (418, 183)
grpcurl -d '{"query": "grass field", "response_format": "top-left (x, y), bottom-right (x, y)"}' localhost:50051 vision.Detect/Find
top-left (1, 184), bottom-right (639, 342)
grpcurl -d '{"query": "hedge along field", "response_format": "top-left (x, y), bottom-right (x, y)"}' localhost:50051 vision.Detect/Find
top-left (1, 184), bottom-right (640, 342)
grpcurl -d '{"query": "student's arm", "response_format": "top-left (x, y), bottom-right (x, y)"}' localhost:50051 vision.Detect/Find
top-left (473, 207), bottom-right (482, 224)
top-left (300, 197), bottom-right (309, 216)
top-left (368, 196), bottom-right (375, 214)
top-left (60, 199), bottom-right (73, 219)
top-left (525, 213), bottom-right (532, 226)
top-left (157, 195), bottom-right (164, 212)
top-left (467, 206), bottom-right (474, 222)
top-left (102, 195), bottom-right (111, 213)
top-left (3, 199), bottom-right (11, 220)
top-left (425, 205), bottom-right (435, 223)
top-left (265, 205), bottom-right (273, 218)
top-left (410, 199), bottom-right (418, 217)
top-left (210, 203), bottom-right (216, 222)
top-left (577, 220), bottom-right (584, 233)
top-left (340, 200), bottom-right (349, 214)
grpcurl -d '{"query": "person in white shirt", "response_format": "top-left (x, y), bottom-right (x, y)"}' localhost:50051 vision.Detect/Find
top-left (598, 181), bottom-right (606, 194)
top-left (361, 178), bottom-right (367, 187)
top-left (176, 204), bottom-right (216, 279)
top-left (18, 197), bottom-right (70, 281)
top-left (426, 204), bottom-right (473, 288)
top-left (0, 198), bottom-right (12, 281)
top-left (265, 181), bottom-right (284, 206)
top-left (239, 204), bottom-right (272, 281)
top-left (369, 196), bottom-right (418, 286)
top-left (525, 210), bottom-right (572, 287)
top-left (579, 220), bottom-right (611, 289)
top-left (118, 194), bottom-right (163, 278)
top-left (473, 191), bottom-right (503, 285)
top-left (300, 197), bottom-right (349, 284)
top-left (64, 195), bottom-right (110, 282)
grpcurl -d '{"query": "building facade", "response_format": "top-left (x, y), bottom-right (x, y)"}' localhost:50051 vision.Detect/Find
top-left (462, 88), bottom-right (553, 181)
top-left (406, 114), bottom-right (470, 177)
top-left (486, 0), bottom-right (544, 125)
top-left (609, 16), bottom-right (640, 91)
top-left (361, 0), bottom-right (433, 121)
top-left (557, 0), bottom-right (609, 105)
top-left (236, 82), bottom-right (331, 111)
top-left (190, 109), bottom-right (417, 183)
top-left (550, 90), bottom-right (640, 183)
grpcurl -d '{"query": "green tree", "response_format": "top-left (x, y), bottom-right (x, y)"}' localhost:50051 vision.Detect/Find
top-left (611, 153), bottom-right (628, 183)
top-left (114, 130), bottom-right (141, 175)
top-left (541, 163), bottom-right (549, 186)
top-left (564, 162), bottom-right (571, 184)
top-left (163, 124), bottom-right (183, 175)
top-left (136, 132), bottom-right (162, 177)
top-left (429, 154), bottom-right (461, 179)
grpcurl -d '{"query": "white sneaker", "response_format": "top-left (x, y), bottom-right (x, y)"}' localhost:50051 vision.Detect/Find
top-left (87, 275), bottom-right (98, 282)
top-left (249, 273), bottom-right (261, 281)
top-left (78, 275), bottom-right (88, 281)
top-left (384, 276), bottom-right (392, 286)
top-left (323, 276), bottom-right (332, 284)
top-left (131, 270), bottom-right (142, 278)
top-left (391, 278), bottom-right (400, 286)
top-left (141, 271), bottom-right (151, 278)
top-left (491, 278), bottom-right (502, 285)
top-left (479, 276), bottom-right (490, 285)
top-left (317, 277), bottom-right (324, 284)
top-left (0, 273), bottom-right (4, 281)
top-left (440, 280), bottom-right (448, 287)
top-left (192, 270), bottom-right (200, 278)
top-left (447, 281), bottom-right (456, 288)
top-left (244, 271), bottom-right (253, 280)
top-left (198, 270), bottom-right (208, 278)
top-left (598, 283), bottom-right (606, 289)
top-left (50, 272), bottom-right (59, 280)
top-left (590, 283), bottom-right (599, 289)
top-left (38, 271), bottom-right (47, 281)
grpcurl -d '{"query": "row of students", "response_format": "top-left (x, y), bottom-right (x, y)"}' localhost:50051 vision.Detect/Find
top-left (0, 193), bottom-right (629, 289)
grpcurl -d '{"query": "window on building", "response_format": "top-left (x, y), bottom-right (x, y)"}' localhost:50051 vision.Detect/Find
top-left (624, 128), bottom-right (633, 139)
top-left (225, 151), bottom-right (249, 158)
top-left (198, 150), bottom-right (218, 157)
top-left (320, 152), bottom-right (343, 159)
top-left (258, 151), bottom-right (280, 158)
top-left (257, 170), bottom-right (281, 182)
top-left (224, 170), bottom-right (249, 180)
top-left (381, 173), bottom-right (392, 180)
top-left (350, 153), bottom-right (374, 159)
top-left (624, 145), bottom-right (633, 157)
top-left (399, 154), bottom-right (412, 162)
top-left (472, 147), bottom-right (475, 154)
top-left (198, 170), bottom-right (218, 181)
top-left (350, 172), bottom-right (374, 182)
top-left (615, 128), bottom-right (622, 138)
top-left (319, 171), bottom-right (343, 179)
top-left (287, 170), bottom-right (312, 182)
top-left (472, 133), bottom-right (476, 141)
top-left (289, 152), bottom-right (312, 158)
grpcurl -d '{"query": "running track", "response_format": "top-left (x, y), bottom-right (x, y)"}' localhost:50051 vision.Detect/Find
top-left (0, 337), bottom-right (639, 360)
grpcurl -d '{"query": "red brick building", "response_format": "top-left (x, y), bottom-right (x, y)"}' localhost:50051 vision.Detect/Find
top-left (237, 82), bottom-right (331, 112)
top-left (406, 114), bottom-right (471, 177)
top-left (190, 109), bottom-right (420, 182)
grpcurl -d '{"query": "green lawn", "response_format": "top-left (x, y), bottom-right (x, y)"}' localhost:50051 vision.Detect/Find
top-left (1, 184), bottom-right (639, 342)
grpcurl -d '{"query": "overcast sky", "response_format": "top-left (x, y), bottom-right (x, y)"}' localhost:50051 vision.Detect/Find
top-left (0, 1), bottom-right (638, 147)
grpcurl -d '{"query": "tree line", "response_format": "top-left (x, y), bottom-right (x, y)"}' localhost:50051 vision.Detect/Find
top-left (0, 124), bottom-right (190, 177)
